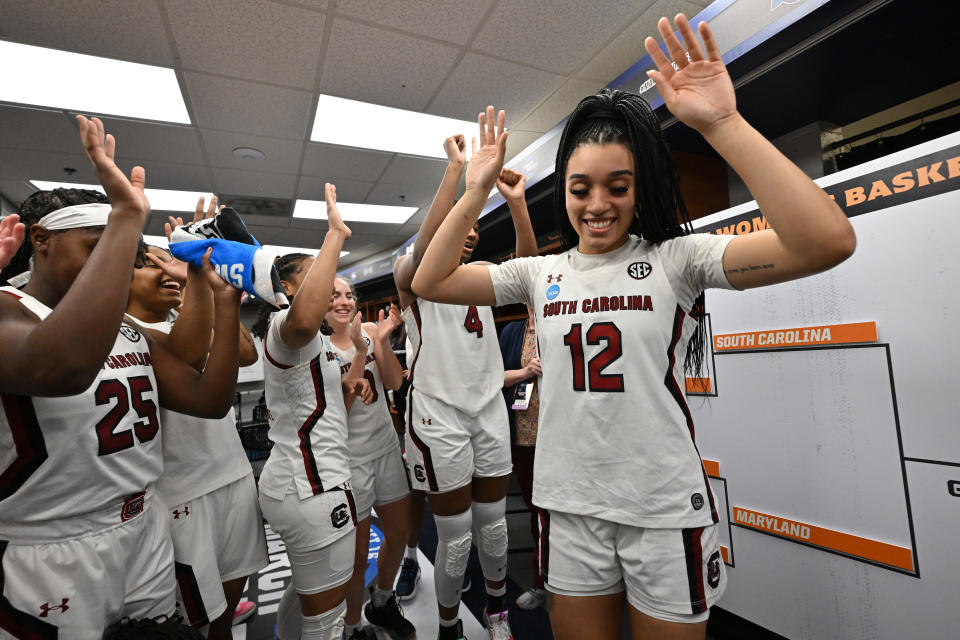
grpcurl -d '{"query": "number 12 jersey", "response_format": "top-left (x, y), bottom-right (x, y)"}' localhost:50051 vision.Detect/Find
top-left (488, 234), bottom-right (735, 529)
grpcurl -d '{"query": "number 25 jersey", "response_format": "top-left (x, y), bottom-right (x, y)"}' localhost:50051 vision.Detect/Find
top-left (488, 234), bottom-right (735, 528)
top-left (0, 287), bottom-right (163, 523)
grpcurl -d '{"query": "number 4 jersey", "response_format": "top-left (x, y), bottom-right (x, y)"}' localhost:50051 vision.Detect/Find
top-left (0, 287), bottom-right (163, 523)
top-left (402, 299), bottom-right (504, 417)
top-left (488, 234), bottom-right (735, 529)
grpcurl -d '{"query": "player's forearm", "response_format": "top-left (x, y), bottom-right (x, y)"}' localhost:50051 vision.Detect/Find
top-left (374, 336), bottom-right (404, 390)
top-left (190, 291), bottom-right (241, 416)
top-left (282, 229), bottom-right (346, 343)
top-left (508, 198), bottom-right (538, 258)
top-left (165, 266), bottom-right (214, 371)
top-left (412, 188), bottom-right (486, 296)
top-left (412, 161), bottom-right (464, 267)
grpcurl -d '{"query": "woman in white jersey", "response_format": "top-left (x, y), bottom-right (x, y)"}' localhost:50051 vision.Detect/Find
top-left (412, 16), bottom-right (856, 640)
top-left (125, 231), bottom-right (268, 639)
top-left (256, 183), bottom-right (374, 640)
top-left (324, 282), bottom-right (413, 640)
top-left (0, 117), bottom-right (243, 638)
top-left (392, 133), bottom-right (536, 640)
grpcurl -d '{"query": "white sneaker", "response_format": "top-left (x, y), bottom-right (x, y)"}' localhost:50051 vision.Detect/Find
top-left (515, 587), bottom-right (546, 610)
top-left (484, 608), bottom-right (513, 640)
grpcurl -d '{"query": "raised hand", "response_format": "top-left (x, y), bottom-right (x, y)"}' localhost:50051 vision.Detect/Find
top-left (496, 168), bottom-right (526, 203)
top-left (342, 377), bottom-right (374, 405)
top-left (194, 195), bottom-right (220, 223)
top-left (325, 183), bottom-right (351, 240)
top-left (465, 106), bottom-right (508, 195)
top-left (444, 134), bottom-right (466, 167)
top-left (200, 247), bottom-right (238, 300)
top-left (76, 115), bottom-right (150, 223)
top-left (0, 214), bottom-right (25, 270)
top-left (349, 312), bottom-right (367, 351)
top-left (377, 303), bottom-right (402, 336)
top-left (643, 14), bottom-right (736, 135)
top-left (145, 251), bottom-right (188, 284)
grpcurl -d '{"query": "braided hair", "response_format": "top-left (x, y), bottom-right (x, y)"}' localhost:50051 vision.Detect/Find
top-left (1, 188), bottom-right (109, 286)
top-left (553, 88), bottom-right (708, 379)
top-left (251, 252), bottom-right (310, 340)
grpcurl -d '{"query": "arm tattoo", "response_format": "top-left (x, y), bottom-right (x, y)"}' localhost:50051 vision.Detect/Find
top-left (726, 263), bottom-right (775, 275)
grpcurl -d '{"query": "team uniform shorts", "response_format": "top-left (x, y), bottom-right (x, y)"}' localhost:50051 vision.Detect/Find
top-left (404, 389), bottom-right (512, 493)
top-left (350, 447), bottom-right (410, 521)
top-left (540, 511), bottom-right (727, 624)
top-left (167, 473), bottom-right (269, 627)
top-left (259, 485), bottom-right (357, 594)
top-left (0, 490), bottom-right (174, 640)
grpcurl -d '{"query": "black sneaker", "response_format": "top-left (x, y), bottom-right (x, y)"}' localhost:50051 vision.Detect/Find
top-left (395, 557), bottom-right (420, 600)
top-left (343, 626), bottom-right (375, 640)
top-left (437, 619), bottom-right (467, 640)
top-left (364, 594), bottom-right (416, 640)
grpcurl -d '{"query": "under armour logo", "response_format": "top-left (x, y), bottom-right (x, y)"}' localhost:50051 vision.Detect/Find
top-left (421, 418), bottom-right (432, 425)
top-left (172, 505), bottom-right (190, 519)
top-left (39, 599), bottom-right (70, 617)
top-left (546, 274), bottom-right (563, 283)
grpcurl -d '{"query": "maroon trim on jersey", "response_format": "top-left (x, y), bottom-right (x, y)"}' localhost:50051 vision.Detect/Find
top-left (298, 357), bottom-right (327, 495)
top-left (340, 486), bottom-right (358, 525)
top-left (407, 300), bottom-right (424, 383)
top-left (0, 541), bottom-right (58, 639)
top-left (664, 306), bottom-right (719, 523)
top-left (405, 390), bottom-right (439, 492)
top-left (263, 334), bottom-right (292, 370)
top-left (682, 527), bottom-right (708, 614)
top-left (0, 394), bottom-right (48, 502)
top-left (175, 561), bottom-right (209, 627)
top-left (538, 510), bottom-right (551, 580)
top-left (0, 290), bottom-right (22, 300)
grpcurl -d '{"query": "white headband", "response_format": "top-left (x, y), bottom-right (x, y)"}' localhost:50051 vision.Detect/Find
top-left (36, 203), bottom-right (111, 231)
top-left (6, 203), bottom-right (113, 288)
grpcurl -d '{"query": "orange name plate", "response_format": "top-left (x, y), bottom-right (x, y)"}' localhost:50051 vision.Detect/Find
top-left (713, 321), bottom-right (877, 352)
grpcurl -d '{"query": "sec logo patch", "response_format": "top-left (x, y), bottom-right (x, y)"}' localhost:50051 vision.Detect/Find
top-left (627, 262), bottom-right (652, 280)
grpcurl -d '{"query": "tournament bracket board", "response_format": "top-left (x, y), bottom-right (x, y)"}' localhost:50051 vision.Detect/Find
top-left (685, 131), bottom-right (960, 639)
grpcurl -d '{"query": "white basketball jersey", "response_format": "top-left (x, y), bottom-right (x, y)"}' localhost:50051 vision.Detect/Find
top-left (327, 327), bottom-right (398, 466)
top-left (259, 308), bottom-right (351, 501)
top-left (488, 234), bottom-right (735, 528)
top-left (128, 317), bottom-right (251, 507)
top-left (402, 299), bottom-right (504, 416)
top-left (0, 288), bottom-right (163, 523)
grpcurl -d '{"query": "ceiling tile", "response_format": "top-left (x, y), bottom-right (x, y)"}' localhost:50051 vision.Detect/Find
top-left (0, 0), bottom-right (174, 66)
top-left (122, 158), bottom-right (212, 192)
top-left (0, 106), bottom-right (79, 154)
top-left (429, 53), bottom-right (564, 124)
top-left (376, 155), bottom-right (448, 189)
top-left (302, 144), bottom-right (394, 182)
top-left (296, 177), bottom-right (375, 203)
top-left (212, 167), bottom-right (297, 199)
top-left (0, 150), bottom-right (96, 185)
top-left (516, 78), bottom-right (606, 134)
top-left (319, 18), bottom-right (460, 112)
top-left (201, 130), bottom-right (304, 173)
top-left (471, 0), bottom-right (647, 76)
top-left (99, 117), bottom-right (205, 166)
top-left (574, 0), bottom-right (702, 83)
top-left (503, 130), bottom-right (546, 164)
top-left (184, 72), bottom-right (314, 140)
top-left (165, 0), bottom-right (326, 89)
top-left (335, 0), bottom-right (494, 46)
top-left (365, 180), bottom-right (438, 210)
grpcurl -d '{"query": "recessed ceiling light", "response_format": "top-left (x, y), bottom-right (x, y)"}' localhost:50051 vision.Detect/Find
top-left (310, 95), bottom-right (479, 159)
top-left (232, 147), bottom-right (266, 160)
top-left (264, 245), bottom-right (349, 258)
top-left (292, 199), bottom-right (417, 224)
top-left (30, 180), bottom-right (214, 212)
top-left (0, 41), bottom-right (189, 123)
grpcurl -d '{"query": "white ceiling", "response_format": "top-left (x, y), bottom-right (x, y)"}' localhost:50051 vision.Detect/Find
top-left (0, 0), bottom-right (711, 266)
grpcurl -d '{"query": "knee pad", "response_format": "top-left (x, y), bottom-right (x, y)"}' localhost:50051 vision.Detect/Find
top-left (434, 509), bottom-right (472, 607)
top-left (301, 600), bottom-right (346, 640)
top-left (473, 498), bottom-right (508, 582)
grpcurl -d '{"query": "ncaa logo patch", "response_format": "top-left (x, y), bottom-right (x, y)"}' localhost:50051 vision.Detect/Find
top-left (707, 551), bottom-right (721, 588)
top-left (545, 284), bottom-right (560, 300)
top-left (331, 503), bottom-right (350, 529)
top-left (119, 325), bottom-right (142, 343)
top-left (691, 493), bottom-right (704, 510)
top-left (627, 261), bottom-right (652, 280)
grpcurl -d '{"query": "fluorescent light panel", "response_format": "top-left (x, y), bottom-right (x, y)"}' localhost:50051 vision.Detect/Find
top-left (311, 95), bottom-right (478, 158)
top-left (143, 235), bottom-right (169, 249)
top-left (0, 41), bottom-right (189, 123)
top-left (30, 181), bottom-right (214, 213)
top-left (293, 199), bottom-right (417, 224)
